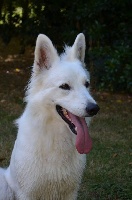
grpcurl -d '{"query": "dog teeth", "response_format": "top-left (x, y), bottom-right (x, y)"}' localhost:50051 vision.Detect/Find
top-left (66, 114), bottom-right (71, 121)
top-left (63, 109), bottom-right (67, 115)
top-left (75, 127), bottom-right (77, 132)
top-left (62, 108), bottom-right (71, 121)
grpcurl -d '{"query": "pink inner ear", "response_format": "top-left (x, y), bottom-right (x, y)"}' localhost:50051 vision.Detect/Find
top-left (39, 47), bottom-right (49, 69)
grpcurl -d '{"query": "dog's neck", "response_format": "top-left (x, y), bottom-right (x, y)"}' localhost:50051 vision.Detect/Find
top-left (16, 103), bottom-right (76, 155)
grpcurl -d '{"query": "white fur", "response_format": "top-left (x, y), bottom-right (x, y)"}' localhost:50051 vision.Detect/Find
top-left (0, 33), bottom-right (97, 200)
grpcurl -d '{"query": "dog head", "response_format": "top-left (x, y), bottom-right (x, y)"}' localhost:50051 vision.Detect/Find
top-left (26, 33), bottom-right (100, 154)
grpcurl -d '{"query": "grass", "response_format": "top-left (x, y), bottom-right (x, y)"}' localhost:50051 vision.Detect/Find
top-left (78, 94), bottom-right (132, 199)
top-left (0, 55), bottom-right (131, 199)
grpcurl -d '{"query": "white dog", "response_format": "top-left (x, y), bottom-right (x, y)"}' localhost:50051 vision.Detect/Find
top-left (0, 33), bottom-right (99, 200)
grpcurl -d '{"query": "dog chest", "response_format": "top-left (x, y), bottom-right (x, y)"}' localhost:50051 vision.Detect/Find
top-left (14, 148), bottom-right (86, 199)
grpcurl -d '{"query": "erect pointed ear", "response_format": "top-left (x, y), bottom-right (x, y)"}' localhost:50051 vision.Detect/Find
top-left (72, 33), bottom-right (86, 63)
top-left (34, 34), bottom-right (58, 71)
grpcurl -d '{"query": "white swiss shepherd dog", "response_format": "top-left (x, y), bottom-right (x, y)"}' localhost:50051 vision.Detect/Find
top-left (0, 33), bottom-right (100, 200)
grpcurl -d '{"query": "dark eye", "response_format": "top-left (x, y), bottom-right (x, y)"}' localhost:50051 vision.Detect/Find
top-left (85, 81), bottom-right (90, 88)
top-left (59, 83), bottom-right (71, 90)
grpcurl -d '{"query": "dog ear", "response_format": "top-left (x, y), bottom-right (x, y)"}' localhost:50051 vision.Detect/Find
top-left (34, 34), bottom-right (58, 70)
top-left (72, 33), bottom-right (86, 63)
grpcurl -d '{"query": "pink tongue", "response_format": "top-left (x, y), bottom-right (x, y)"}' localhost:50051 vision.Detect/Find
top-left (68, 113), bottom-right (92, 154)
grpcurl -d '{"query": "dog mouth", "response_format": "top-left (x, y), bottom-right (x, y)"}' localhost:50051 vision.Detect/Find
top-left (56, 105), bottom-right (92, 154)
top-left (56, 105), bottom-right (77, 135)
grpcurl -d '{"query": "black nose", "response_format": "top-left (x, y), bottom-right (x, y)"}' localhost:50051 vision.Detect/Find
top-left (86, 103), bottom-right (100, 116)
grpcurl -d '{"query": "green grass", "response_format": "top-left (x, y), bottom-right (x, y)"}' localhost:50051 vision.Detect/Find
top-left (78, 95), bottom-right (132, 199)
top-left (0, 59), bottom-right (131, 199)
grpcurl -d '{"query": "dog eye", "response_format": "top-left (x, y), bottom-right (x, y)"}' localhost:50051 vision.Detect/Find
top-left (85, 81), bottom-right (90, 88)
top-left (59, 83), bottom-right (71, 90)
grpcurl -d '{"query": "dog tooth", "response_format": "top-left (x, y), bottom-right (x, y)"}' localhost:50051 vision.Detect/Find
top-left (63, 109), bottom-right (67, 114)
top-left (62, 108), bottom-right (72, 121)
top-left (66, 114), bottom-right (69, 119)
top-left (75, 127), bottom-right (77, 131)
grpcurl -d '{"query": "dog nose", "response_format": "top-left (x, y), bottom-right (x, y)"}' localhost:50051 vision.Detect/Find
top-left (86, 103), bottom-right (100, 116)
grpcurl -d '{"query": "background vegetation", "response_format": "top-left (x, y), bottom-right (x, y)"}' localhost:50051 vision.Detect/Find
top-left (0, 0), bottom-right (131, 92)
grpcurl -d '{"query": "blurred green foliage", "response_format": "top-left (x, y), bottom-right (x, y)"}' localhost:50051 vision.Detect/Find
top-left (89, 44), bottom-right (132, 92)
top-left (0, 0), bottom-right (131, 92)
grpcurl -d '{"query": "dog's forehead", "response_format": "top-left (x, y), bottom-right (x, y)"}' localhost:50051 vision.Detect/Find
top-left (55, 60), bottom-right (88, 79)
top-left (44, 60), bottom-right (90, 86)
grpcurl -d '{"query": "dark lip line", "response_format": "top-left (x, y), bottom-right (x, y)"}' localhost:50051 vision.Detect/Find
top-left (56, 105), bottom-right (77, 135)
